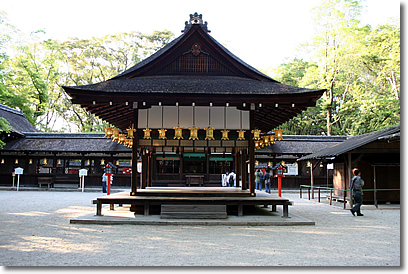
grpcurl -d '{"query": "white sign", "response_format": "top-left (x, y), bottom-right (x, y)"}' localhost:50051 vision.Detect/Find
top-left (14, 167), bottom-right (24, 175)
top-left (284, 164), bottom-right (298, 176)
top-left (327, 163), bottom-right (334, 170)
top-left (79, 169), bottom-right (88, 176)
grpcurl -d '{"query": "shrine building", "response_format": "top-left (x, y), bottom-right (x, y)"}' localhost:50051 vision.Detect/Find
top-left (62, 13), bottom-right (325, 196)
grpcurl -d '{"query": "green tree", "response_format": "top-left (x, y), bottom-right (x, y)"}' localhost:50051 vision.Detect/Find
top-left (276, 0), bottom-right (399, 136)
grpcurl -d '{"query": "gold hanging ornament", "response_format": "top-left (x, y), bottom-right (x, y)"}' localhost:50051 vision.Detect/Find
top-left (143, 128), bottom-right (152, 139)
top-left (112, 128), bottom-right (119, 141)
top-left (274, 129), bottom-right (284, 141)
top-left (221, 129), bottom-right (230, 140)
top-left (173, 126), bottom-right (184, 140)
top-left (158, 128), bottom-right (167, 139)
top-left (204, 127), bottom-right (215, 140)
top-left (251, 128), bottom-right (261, 140)
top-left (188, 126), bottom-right (199, 140)
top-left (237, 130), bottom-right (246, 140)
top-left (126, 125), bottom-right (136, 139)
top-left (104, 127), bottom-right (113, 138)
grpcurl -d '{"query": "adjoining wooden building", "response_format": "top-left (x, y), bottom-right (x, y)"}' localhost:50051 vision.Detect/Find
top-left (298, 125), bottom-right (400, 204)
top-left (62, 13), bottom-right (325, 195)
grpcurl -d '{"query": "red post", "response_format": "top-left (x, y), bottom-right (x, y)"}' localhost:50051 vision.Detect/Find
top-left (107, 175), bottom-right (111, 195)
top-left (274, 164), bottom-right (285, 197)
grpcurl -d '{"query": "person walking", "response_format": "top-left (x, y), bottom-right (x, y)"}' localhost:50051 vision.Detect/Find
top-left (255, 169), bottom-right (263, 191)
top-left (264, 169), bottom-right (271, 194)
top-left (350, 168), bottom-right (365, 216)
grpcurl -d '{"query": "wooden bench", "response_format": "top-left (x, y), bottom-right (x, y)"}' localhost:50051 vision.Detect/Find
top-left (53, 176), bottom-right (79, 188)
top-left (38, 177), bottom-right (53, 188)
top-left (160, 204), bottom-right (227, 219)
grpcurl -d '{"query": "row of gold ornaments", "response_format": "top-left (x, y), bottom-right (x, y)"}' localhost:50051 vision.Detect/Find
top-left (105, 125), bottom-right (283, 148)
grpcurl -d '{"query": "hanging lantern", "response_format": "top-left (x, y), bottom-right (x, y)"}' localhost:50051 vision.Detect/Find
top-left (112, 128), bottom-right (119, 141)
top-left (221, 129), bottom-right (230, 140)
top-left (274, 129), bottom-right (284, 141)
top-left (251, 128), bottom-right (261, 140)
top-left (143, 128), bottom-right (152, 139)
top-left (42, 158), bottom-right (47, 165)
top-left (188, 126), bottom-right (199, 140)
top-left (204, 127), bottom-right (215, 140)
top-left (126, 125), bottom-right (136, 139)
top-left (100, 159), bottom-right (105, 165)
top-left (119, 133), bottom-right (126, 143)
top-left (158, 128), bottom-right (167, 139)
top-left (262, 135), bottom-right (270, 146)
top-left (173, 126), bottom-right (184, 140)
top-left (105, 127), bottom-right (113, 138)
top-left (237, 130), bottom-right (246, 140)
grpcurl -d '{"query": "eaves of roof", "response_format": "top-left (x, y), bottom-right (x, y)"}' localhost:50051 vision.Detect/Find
top-left (297, 125), bottom-right (400, 161)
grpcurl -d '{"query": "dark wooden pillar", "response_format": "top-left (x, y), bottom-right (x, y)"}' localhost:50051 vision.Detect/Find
top-left (141, 149), bottom-right (148, 189)
top-left (249, 104), bottom-right (256, 195)
top-left (179, 148), bottom-right (184, 181)
top-left (131, 107), bottom-right (139, 195)
top-left (206, 147), bottom-right (210, 183)
top-left (235, 150), bottom-right (240, 188)
top-left (241, 149), bottom-right (247, 190)
top-left (148, 150), bottom-right (153, 187)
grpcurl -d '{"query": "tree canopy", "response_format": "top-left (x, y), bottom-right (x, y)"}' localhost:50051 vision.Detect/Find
top-left (0, 0), bottom-right (400, 137)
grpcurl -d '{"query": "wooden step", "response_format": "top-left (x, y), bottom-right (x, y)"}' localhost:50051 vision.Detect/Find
top-left (160, 204), bottom-right (227, 219)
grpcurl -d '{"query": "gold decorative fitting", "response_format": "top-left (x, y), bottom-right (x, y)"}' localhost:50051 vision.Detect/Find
top-left (158, 128), bottom-right (167, 139)
top-left (126, 125), bottom-right (136, 139)
top-left (188, 127), bottom-right (199, 140)
top-left (112, 128), bottom-right (119, 141)
top-left (251, 129), bottom-right (261, 140)
top-left (274, 129), bottom-right (284, 141)
top-left (143, 128), bottom-right (152, 139)
top-left (173, 126), bottom-right (184, 140)
top-left (221, 129), bottom-right (230, 140)
top-left (104, 127), bottom-right (113, 138)
top-left (204, 127), bottom-right (215, 140)
top-left (237, 130), bottom-right (246, 140)
top-left (119, 133), bottom-right (126, 143)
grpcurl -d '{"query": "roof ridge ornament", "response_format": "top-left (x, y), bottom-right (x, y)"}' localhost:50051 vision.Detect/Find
top-left (182, 12), bottom-right (211, 33)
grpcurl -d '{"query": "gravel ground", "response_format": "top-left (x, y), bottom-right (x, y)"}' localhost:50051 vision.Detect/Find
top-left (0, 189), bottom-right (401, 267)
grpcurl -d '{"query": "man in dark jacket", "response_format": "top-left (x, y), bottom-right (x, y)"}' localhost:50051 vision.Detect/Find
top-left (350, 169), bottom-right (365, 216)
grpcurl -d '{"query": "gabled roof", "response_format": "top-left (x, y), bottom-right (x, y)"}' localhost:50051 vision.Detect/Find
top-left (63, 13), bottom-right (325, 132)
top-left (2, 132), bottom-right (129, 153)
top-left (298, 125), bottom-right (400, 161)
top-left (0, 104), bottom-right (38, 136)
top-left (257, 135), bottom-right (347, 156)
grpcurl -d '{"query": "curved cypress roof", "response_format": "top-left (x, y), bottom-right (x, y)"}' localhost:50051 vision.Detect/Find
top-left (63, 13), bottom-right (325, 132)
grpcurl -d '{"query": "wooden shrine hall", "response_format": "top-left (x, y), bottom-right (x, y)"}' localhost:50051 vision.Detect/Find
top-left (63, 13), bottom-right (325, 217)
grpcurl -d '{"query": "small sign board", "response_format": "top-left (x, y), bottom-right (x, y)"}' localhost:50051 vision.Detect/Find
top-left (79, 169), bottom-right (88, 176)
top-left (14, 167), bottom-right (24, 175)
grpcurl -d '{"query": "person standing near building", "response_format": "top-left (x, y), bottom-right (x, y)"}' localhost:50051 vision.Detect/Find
top-left (350, 168), bottom-right (364, 216)
top-left (264, 169), bottom-right (271, 194)
top-left (222, 171), bottom-right (229, 187)
top-left (102, 172), bottom-right (107, 193)
top-left (228, 170), bottom-right (236, 187)
top-left (255, 169), bottom-right (263, 191)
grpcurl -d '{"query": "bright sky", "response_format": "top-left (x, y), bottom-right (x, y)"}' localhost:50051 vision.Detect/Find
top-left (0, 0), bottom-right (401, 70)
